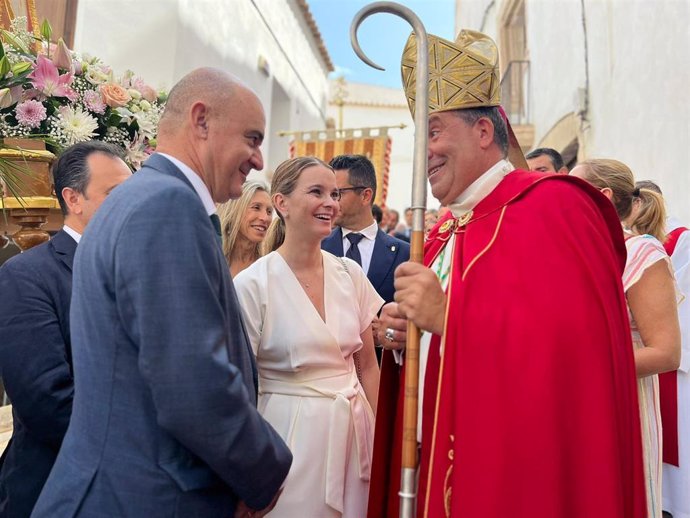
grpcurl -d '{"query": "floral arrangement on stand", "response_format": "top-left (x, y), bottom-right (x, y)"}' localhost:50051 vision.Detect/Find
top-left (0, 16), bottom-right (166, 171)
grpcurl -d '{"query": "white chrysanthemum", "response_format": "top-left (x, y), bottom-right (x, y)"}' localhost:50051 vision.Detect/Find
top-left (133, 111), bottom-right (157, 139)
top-left (56, 106), bottom-right (98, 145)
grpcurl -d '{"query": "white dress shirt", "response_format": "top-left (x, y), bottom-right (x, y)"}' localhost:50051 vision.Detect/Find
top-left (62, 225), bottom-right (81, 244)
top-left (157, 153), bottom-right (216, 216)
top-left (342, 220), bottom-right (379, 275)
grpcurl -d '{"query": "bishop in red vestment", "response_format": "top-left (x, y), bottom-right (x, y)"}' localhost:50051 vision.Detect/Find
top-left (368, 29), bottom-right (647, 518)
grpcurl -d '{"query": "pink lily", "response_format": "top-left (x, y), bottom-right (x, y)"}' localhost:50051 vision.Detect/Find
top-left (28, 54), bottom-right (75, 98)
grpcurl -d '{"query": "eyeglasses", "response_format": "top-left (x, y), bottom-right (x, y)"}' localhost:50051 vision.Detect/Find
top-left (339, 186), bottom-right (367, 195)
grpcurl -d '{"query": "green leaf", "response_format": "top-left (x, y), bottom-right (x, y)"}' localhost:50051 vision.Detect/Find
top-left (1, 30), bottom-right (30, 54)
top-left (40, 19), bottom-right (53, 42)
top-left (0, 56), bottom-right (10, 78)
top-left (0, 41), bottom-right (5, 60)
top-left (11, 61), bottom-right (31, 76)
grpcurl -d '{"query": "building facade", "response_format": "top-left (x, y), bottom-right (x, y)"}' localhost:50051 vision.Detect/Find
top-left (73, 0), bottom-right (333, 178)
top-left (455, 0), bottom-right (690, 221)
top-left (327, 79), bottom-right (442, 213)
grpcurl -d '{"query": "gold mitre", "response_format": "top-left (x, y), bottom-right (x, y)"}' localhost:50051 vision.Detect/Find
top-left (401, 30), bottom-right (500, 117)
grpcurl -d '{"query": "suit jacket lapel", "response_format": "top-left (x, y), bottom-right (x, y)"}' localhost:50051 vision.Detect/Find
top-left (50, 230), bottom-right (77, 272)
top-left (142, 153), bottom-right (196, 192)
top-left (368, 229), bottom-right (396, 291)
top-left (322, 227), bottom-right (345, 256)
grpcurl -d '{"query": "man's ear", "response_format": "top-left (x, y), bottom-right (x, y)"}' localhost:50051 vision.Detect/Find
top-left (475, 117), bottom-right (496, 150)
top-left (62, 187), bottom-right (83, 215)
top-left (190, 101), bottom-right (209, 138)
top-left (362, 187), bottom-right (374, 205)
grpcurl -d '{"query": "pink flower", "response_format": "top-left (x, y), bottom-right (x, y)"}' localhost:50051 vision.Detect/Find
top-left (52, 39), bottom-right (74, 71)
top-left (133, 78), bottom-right (157, 102)
top-left (0, 88), bottom-right (13, 109)
top-left (15, 100), bottom-right (47, 128)
top-left (29, 55), bottom-right (75, 98)
top-left (83, 89), bottom-right (106, 114)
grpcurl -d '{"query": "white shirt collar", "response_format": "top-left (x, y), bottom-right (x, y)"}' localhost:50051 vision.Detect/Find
top-left (342, 220), bottom-right (378, 241)
top-left (157, 153), bottom-right (216, 216)
top-left (449, 159), bottom-right (513, 217)
top-left (62, 224), bottom-right (81, 244)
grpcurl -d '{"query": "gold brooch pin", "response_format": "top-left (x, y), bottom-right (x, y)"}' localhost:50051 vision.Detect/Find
top-left (457, 210), bottom-right (473, 227)
top-left (439, 219), bottom-right (454, 234)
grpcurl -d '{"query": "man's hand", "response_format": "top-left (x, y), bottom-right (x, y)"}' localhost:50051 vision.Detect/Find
top-left (234, 501), bottom-right (254, 518)
top-left (235, 489), bottom-right (283, 518)
top-left (376, 302), bottom-right (408, 350)
top-left (394, 262), bottom-right (446, 336)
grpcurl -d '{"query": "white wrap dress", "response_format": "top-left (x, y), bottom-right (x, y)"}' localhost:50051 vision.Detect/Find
top-left (234, 251), bottom-right (383, 518)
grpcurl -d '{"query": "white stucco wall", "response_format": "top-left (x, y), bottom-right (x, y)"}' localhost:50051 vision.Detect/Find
top-left (327, 81), bottom-right (441, 214)
top-left (456, 0), bottom-right (690, 222)
top-left (581, 0), bottom-right (690, 222)
top-left (73, 0), bottom-right (330, 178)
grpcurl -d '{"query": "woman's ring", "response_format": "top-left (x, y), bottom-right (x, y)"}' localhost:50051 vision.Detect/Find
top-left (385, 328), bottom-right (395, 342)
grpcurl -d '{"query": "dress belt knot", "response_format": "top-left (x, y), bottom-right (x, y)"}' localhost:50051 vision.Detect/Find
top-left (259, 371), bottom-right (374, 513)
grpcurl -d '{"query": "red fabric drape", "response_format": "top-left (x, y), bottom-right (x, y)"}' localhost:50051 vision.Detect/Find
top-left (368, 171), bottom-right (646, 518)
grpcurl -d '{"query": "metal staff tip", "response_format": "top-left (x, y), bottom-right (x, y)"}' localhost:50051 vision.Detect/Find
top-left (350, 1), bottom-right (428, 73)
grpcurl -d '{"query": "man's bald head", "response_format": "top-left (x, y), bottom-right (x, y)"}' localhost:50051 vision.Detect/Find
top-left (155, 67), bottom-right (266, 204)
top-left (159, 68), bottom-right (246, 135)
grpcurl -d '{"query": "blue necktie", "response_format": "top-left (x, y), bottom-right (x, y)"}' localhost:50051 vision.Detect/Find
top-left (345, 233), bottom-right (364, 266)
top-left (209, 214), bottom-right (222, 246)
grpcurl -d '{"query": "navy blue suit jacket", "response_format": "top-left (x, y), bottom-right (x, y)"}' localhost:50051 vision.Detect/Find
top-left (321, 227), bottom-right (409, 305)
top-left (0, 230), bottom-right (76, 518)
top-left (31, 154), bottom-right (291, 518)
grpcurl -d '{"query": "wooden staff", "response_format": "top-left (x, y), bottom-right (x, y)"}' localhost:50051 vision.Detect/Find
top-left (350, 4), bottom-right (429, 517)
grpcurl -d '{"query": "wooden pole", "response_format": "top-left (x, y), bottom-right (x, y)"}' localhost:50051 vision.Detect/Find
top-left (351, 4), bottom-right (429, 517)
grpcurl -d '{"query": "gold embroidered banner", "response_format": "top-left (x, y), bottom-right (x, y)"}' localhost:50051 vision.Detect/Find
top-left (0, 1), bottom-right (39, 33)
top-left (286, 126), bottom-right (393, 207)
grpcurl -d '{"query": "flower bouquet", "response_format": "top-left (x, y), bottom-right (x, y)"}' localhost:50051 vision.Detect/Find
top-left (0, 16), bottom-right (166, 176)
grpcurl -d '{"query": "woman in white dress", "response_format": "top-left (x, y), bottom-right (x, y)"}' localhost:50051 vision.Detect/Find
top-left (235, 156), bottom-right (383, 518)
top-left (572, 159), bottom-right (681, 518)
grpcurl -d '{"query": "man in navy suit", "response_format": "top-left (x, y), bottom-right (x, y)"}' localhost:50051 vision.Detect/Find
top-left (31, 69), bottom-right (292, 518)
top-left (0, 141), bottom-right (132, 517)
top-left (322, 155), bottom-right (410, 359)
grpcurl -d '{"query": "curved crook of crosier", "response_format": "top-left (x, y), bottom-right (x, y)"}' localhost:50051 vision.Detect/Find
top-left (349, 1), bottom-right (428, 237)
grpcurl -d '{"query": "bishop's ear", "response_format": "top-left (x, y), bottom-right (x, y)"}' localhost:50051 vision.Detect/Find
top-left (475, 117), bottom-right (496, 150)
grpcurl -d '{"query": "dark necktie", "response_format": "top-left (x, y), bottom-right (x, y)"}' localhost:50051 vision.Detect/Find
top-left (209, 213), bottom-right (222, 246)
top-left (345, 232), bottom-right (364, 266)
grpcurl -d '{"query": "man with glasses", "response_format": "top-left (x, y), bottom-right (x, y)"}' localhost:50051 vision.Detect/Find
top-left (322, 155), bottom-right (409, 360)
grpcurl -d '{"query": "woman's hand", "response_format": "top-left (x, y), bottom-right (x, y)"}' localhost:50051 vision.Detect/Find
top-left (377, 302), bottom-right (407, 350)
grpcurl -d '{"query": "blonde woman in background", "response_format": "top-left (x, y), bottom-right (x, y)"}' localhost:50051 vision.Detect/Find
top-left (217, 180), bottom-right (272, 277)
top-left (234, 156), bottom-right (382, 518)
top-left (571, 159), bottom-right (681, 518)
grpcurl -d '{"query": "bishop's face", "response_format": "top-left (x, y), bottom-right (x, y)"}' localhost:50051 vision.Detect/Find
top-left (426, 111), bottom-right (485, 205)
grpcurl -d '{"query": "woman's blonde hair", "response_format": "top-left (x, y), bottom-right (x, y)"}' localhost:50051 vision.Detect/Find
top-left (264, 156), bottom-right (332, 253)
top-left (216, 180), bottom-right (269, 268)
top-left (634, 181), bottom-right (668, 243)
top-left (577, 159), bottom-right (666, 241)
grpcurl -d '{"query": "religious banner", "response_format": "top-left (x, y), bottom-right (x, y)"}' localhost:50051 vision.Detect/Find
top-left (0, 0), bottom-right (39, 34)
top-left (285, 126), bottom-right (397, 207)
